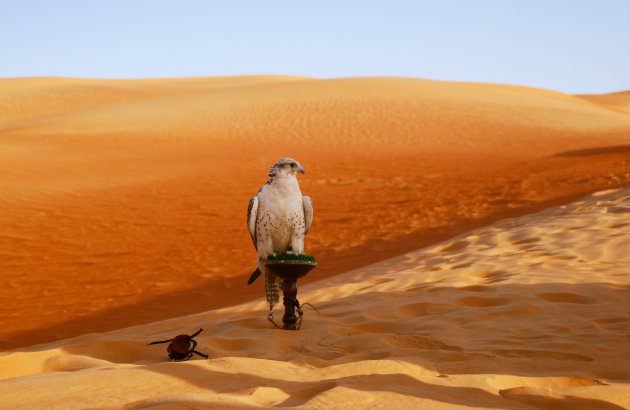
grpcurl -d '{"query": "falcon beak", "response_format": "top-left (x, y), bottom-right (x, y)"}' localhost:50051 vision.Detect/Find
top-left (297, 166), bottom-right (305, 174)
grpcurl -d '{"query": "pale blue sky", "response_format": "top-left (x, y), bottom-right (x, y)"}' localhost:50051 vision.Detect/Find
top-left (1, 0), bottom-right (629, 93)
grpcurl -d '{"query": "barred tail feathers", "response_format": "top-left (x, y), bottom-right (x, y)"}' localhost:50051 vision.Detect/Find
top-left (264, 269), bottom-right (282, 310)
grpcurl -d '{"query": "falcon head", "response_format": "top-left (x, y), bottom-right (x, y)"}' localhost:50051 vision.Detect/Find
top-left (268, 157), bottom-right (305, 178)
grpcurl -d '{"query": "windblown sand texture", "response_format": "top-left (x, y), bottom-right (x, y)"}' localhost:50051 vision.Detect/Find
top-left (1, 188), bottom-right (629, 409)
top-left (0, 76), bottom-right (629, 350)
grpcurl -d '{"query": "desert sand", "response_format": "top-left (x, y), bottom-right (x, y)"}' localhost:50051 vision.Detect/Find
top-left (1, 76), bottom-right (629, 351)
top-left (1, 76), bottom-right (629, 409)
top-left (1, 187), bottom-right (628, 409)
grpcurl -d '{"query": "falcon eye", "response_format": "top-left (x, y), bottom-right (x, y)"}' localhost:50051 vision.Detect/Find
top-left (290, 163), bottom-right (296, 168)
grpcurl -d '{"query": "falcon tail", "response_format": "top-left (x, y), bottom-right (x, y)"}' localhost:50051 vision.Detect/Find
top-left (247, 267), bottom-right (262, 285)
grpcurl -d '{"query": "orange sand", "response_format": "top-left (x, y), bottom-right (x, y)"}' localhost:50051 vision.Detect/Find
top-left (1, 187), bottom-right (628, 409)
top-left (0, 76), bottom-right (629, 351)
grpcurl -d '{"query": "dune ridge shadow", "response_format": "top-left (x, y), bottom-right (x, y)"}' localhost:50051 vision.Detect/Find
top-left (552, 145), bottom-right (630, 157)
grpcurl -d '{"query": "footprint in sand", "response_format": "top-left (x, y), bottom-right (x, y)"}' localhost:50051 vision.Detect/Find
top-left (603, 206), bottom-right (630, 214)
top-left (456, 296), bottom-right (512, 307)
top-left (536, 293), bottom-right (595, 304)
top-left (457, 285), bottom-right (494, 292)
top-left (511, 237), bottom-right (540, 245)
top-left (43, 355), bottom-right (112, 372)
top-left (499, 386), bottom-right (623, 410)
top-left (492, 348), bottom-right (593, 362)
top-left (395, 302), bottom-right (452, 317)
top-left (437, 240), bottom-right (469, 253)
top-left (474, 270), bottom-right (512, 284)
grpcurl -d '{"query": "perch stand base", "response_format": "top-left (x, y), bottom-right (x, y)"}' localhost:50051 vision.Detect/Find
top-left (282, 278), bottom-right (299, 330)
top-left (265, 259), bottom-right (317, 331)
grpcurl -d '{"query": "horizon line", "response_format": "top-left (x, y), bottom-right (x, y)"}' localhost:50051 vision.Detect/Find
top-left (1, 74), bottom-right (627, 96)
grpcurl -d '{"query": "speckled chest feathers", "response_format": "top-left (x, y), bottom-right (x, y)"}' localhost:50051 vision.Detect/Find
top-left (256, 176), bottom-right (305, 252)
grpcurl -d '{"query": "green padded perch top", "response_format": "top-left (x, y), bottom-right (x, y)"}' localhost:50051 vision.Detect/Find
top-left (265, 253), bottom-right (317, 279)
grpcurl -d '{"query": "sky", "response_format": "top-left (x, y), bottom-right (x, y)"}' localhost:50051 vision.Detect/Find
top-left (1, 0), bottom-right (629, 94)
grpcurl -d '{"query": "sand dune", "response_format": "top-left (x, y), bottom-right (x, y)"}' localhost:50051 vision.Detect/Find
top-left (578, 91), bottom-right (630, 115)
top-left (1, 188), bottom-right (628, 409)
top-left (1, 76), bottom-right (629, 350)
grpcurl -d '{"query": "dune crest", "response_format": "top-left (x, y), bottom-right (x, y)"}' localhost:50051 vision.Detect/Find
top-left (578, 90), bottom-right (630, 114)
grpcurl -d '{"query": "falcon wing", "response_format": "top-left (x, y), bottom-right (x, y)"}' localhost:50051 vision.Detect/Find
top-left (302, 195), bottom-right (313, 235)
top-left (247, 195), bottom-right (259, 250)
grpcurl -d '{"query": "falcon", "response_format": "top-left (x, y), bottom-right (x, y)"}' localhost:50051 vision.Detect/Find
top-left (246, 158), bottom-right (313, 310)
